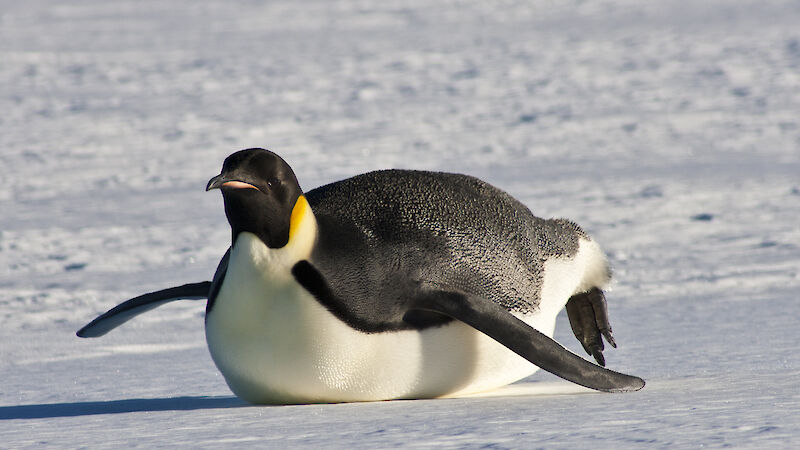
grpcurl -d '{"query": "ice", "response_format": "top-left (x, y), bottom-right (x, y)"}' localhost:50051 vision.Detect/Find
top-left (1, 0), bottom-right (799, 447)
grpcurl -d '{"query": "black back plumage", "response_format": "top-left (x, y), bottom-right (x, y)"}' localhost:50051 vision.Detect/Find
top-left (300, 169), bottom-right (592, 332)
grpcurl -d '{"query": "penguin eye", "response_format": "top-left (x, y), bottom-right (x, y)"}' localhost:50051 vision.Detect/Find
top-left (266, 177), bottom-right (280, 189)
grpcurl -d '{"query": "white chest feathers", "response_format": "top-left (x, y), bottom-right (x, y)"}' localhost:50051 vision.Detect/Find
top-left (205, 210), bottom-right (608, 404)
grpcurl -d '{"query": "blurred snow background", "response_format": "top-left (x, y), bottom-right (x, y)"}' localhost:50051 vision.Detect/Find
top-left (1, 0), bottom-right (799, 447)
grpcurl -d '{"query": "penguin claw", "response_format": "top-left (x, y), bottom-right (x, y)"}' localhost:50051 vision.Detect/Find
top-left (591, 348), bottom-right (606, 367)
top-left (602, 328), bottom-right (617, 348)
top-left (566, 288), bottom-right (616, 366)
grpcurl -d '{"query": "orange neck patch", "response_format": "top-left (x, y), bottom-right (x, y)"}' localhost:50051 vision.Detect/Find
top-left (289, 195), bottom-right (308, 239)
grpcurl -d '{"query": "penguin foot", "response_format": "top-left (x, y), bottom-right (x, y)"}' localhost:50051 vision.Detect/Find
top-left (565, 288), bottom-right (616, 366)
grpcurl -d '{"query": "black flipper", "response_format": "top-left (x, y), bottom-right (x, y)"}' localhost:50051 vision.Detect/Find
top-left (76, 282), bottom-right (211, 338)
top-left (410, 290), bottom-right (645, 393)
top-left (77, 248), bottom-right (231, 338)
top-left (205, 248), bottom-right (230, 316)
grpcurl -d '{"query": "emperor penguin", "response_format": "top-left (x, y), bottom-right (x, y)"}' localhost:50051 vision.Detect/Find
top-left (78, 148), bottom-right (644, 404)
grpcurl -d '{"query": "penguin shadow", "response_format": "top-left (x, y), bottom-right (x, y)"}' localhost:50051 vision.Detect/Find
top-left (0, 395), bottom-right (254, 420)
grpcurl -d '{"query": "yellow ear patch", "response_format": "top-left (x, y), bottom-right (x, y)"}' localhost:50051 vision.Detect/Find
top-left (289, 195), bottom-right (308, 239)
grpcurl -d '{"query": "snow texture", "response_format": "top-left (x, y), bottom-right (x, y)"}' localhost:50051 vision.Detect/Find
top-left (1, 0), bottom-right (799, 447)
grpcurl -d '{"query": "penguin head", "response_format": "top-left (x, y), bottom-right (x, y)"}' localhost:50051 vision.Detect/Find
top-left (207, 148), bottom-right (305, 248)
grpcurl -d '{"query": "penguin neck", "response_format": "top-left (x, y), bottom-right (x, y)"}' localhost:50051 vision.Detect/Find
top-left (212, 199), bottom-right (317, 333)
top-left (224, 193), bottom-right (290, 248)
top-left (231, 195), bottom-right (318, 275)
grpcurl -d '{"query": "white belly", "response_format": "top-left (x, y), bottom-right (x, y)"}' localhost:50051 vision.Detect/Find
top-left (205, 232), bottom-right (608, 404)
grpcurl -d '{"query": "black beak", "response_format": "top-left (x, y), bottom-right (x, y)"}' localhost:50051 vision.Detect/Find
top-left (206, 174), bottom-right (226, 191)
top-left (206, 174), bottom-right (261, 192)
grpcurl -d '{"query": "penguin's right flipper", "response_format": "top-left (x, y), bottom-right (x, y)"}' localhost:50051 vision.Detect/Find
top-left (76, 281), bottom-right (211, 338)
top-left (409, 290), bottom-right (645, 393)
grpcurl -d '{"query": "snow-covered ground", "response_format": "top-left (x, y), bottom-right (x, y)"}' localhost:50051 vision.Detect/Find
top-left (2, 0), bottom-right (799, 447)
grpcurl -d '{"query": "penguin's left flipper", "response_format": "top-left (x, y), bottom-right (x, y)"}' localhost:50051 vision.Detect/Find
top-left (76, 282), bottom-right (212, 338)
top-left (409, 290), bottom-right (645, 393)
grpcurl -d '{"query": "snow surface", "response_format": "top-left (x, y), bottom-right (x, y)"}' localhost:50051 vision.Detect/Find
top-left (2, 0), bottom-right (799, 447)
